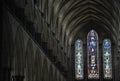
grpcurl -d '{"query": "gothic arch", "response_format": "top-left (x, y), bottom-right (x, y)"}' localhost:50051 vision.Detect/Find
top-left (68, 23), bottom-right (117, 61)
top-left (44, 0), bottom-right (118, 59)
top-left (71, 28), bottom-right (116, 81)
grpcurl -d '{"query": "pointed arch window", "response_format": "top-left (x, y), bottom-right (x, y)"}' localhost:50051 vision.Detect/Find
top-left (74, 30), bottom-right (113, 80)
top-left (75, 39), bottom-right (84, 79)
top-left (103, 39), bottom-right (112, 79)
top-left (87, 30), bottom-right (99, 79)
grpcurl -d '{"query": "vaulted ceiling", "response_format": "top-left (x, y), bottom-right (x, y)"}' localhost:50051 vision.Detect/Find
top-left (3, 0), bottom-right (120, 79)
top-left (39, 0), bottom-right (119, 57)
top-left (5, 0), bottom-right (120, 66)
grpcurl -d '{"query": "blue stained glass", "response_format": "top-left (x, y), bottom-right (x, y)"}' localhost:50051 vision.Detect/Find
top-left (103, 39), bottom-right (112, 79)
top-left (87, 30), bottom-right (99, 79)
top-left (104, 41), bottom-right (110, 49)
top-left (75, 40), bottom-right (84, 79)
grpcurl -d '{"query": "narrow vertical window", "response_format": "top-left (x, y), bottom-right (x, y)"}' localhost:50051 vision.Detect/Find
top-left (87, 30), bottom-right (99, 79)
top-left (103, 39), bottom-right (112, 79)
top-left (75, 39), bottom-right (84, 79)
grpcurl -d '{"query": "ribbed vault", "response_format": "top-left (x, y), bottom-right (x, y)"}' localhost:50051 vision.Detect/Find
top-left (3, 0), bottom-right (120, 81)
top-left (49, 0), bottom-right (118, 57)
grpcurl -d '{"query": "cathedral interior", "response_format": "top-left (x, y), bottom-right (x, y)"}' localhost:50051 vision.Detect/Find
top-left (1, 0), bottom-right (120, 81)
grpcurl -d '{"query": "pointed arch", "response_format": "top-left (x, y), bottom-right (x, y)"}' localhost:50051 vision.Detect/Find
top-left (87, 29), bottom-right (99, 79)
top-left (103, 39), bottom-right (112, 79)
top-left (75, 39), bottom-right (84, 79)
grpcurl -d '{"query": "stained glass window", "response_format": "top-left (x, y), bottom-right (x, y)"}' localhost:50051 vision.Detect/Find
top-left (87, 30), bottom-right (99, 79)
top-left (75, 39), bottom-right (84, 79)
top-left (103, 39), bottom-right (112, 79)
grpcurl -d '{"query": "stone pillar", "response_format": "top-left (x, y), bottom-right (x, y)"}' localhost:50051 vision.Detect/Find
top-left (12, 76), bottom-right (24, 81)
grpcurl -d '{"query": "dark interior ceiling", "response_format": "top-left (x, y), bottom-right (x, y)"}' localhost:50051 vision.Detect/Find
top-left (49, 0), bottom-right (118, 56)
top-left (24, 0), bottom-right (119, 58)
top-left (56, 0), bottom-right (115, 41)
top-left (4, 0), bottom-right (119, 57)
